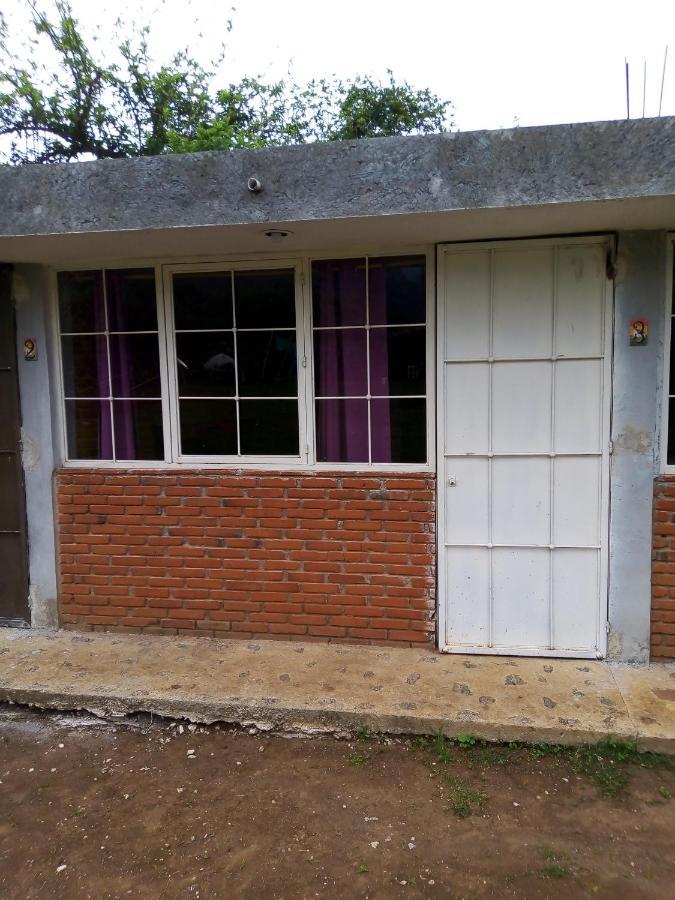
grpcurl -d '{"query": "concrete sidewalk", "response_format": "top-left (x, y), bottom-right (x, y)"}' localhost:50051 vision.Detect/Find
top-left (0, 628), bottom-right (674, 753)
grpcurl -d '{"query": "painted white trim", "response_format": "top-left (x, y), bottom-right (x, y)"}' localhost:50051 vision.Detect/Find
top-left (47, 268), bottom-right (69, 468)
top-left (163, 258), bottom-right (305, 466)
top-left (436, 235), bottom-right (614, 658)
top-left (660, 233), bottom-right (675, 473)
top-left (46, 243), bottom-right (434, 273)
top-left (440, 645), bottom-right (602, 659)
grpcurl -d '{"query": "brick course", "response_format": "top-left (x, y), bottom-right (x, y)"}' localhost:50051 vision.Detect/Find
top-left (55, 470), bottom-right (436, 646)
top-left (652, 476), bottom-right (675, 659)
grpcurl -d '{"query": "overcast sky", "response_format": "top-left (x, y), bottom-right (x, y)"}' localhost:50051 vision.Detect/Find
top-left (5, 0), bottom-right (675, 131)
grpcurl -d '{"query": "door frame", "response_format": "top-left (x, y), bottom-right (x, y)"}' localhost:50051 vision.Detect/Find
top-left (435, 236), bottom-right (614, 658)
top-left (0, 264), bottom-right (30, 626)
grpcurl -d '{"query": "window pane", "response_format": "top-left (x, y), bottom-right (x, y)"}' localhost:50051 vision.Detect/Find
top-left (369, 256), bottom-right (426, 325)
top-left (369, 326), bottom-right (426, 396)
top-left (175, 332), bottom-right (235, 397)
top-left (312, 259), bottom-right (366, 327)
top-left (237, 331), bottom-right (297, 397)
top-left (173, 273), bottom-right (233, 330)
top-left (65, 399), bottom-right (113, 459)
top-left (239, 400), bottom-right (299, 455)
top-left (58, 270), bottom-right (105, 333)
top-left (371, 398), bottom-right (426, 463)
top-left (106, 269), bottom-right (158, 332)
top-left (110, 334), bottom-right (161, 398)
top-left (113, 400), bottom-right (164, 460)
top-left (235, 269), bottom-right (295, 328)
top-left (61, 335), bottom-right (109, 397)
top-left (179, 399), bottom-right (237, 455)
top-left (314, 329), bottom-right (367, 397)
top-left (316, 398), bottom-right (368, 462)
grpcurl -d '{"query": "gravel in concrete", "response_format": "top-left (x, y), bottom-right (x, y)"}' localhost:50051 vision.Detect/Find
top-left (0, 629), bottom-right (673, 751)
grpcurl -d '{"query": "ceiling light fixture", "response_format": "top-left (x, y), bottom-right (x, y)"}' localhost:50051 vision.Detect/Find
top-left (263, 229), bottom-right (292, 240)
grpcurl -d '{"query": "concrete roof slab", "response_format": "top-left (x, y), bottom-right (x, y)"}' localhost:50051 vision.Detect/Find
top-left (1, 117), bottom-right (674, 244)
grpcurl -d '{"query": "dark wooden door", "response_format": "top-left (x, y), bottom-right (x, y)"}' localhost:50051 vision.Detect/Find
top-left (0, 265), bottom-right (29, 624)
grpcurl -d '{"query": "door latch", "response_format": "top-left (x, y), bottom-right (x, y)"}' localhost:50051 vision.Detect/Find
top-left (447, 474), bottom-right (457, 487)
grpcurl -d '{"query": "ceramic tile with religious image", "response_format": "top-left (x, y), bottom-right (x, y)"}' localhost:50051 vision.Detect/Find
top-left (629, 319), bottom-right (648, 346)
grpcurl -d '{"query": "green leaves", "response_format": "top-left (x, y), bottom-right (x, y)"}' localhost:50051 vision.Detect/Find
top-left (1, 2), bottom-right (452, 164)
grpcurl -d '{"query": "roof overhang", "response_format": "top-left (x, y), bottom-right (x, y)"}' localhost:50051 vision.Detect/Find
top-left (1, 117), bottom-right (674, 264)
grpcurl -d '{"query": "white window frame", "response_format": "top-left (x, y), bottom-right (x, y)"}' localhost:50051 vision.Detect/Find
top-left (163, 258), bottom-right (309, 467)
top-left (306, 248), bottom-right (435, 471)
top-left (661, 233), bottom-right (675, 473)
top-left (50, 264), bottom-right (173, 468)
top-left (51, 247), bottom-right (435, 472)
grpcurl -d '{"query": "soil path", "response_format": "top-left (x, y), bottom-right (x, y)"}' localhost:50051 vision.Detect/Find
top-left (0, 708), bottom-right (673, 898)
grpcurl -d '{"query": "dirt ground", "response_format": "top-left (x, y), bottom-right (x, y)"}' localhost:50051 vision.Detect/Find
top-left (0, 707), bottom-right (673, 899)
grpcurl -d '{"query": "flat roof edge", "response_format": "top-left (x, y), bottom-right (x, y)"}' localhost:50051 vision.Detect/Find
top-left (1, 116), bottom-right (674, 239)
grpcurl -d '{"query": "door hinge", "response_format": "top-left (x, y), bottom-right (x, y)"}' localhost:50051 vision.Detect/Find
top-left (301, 355), bottom-right (307, 368)
top-left (300, 272), bottom-right (306, 286)
top-left (608, 440), bottom-right (613, 455)
top-left (605, 621), bottom-right (611, 634)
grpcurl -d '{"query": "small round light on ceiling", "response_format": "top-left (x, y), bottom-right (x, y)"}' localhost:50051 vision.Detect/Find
top-left (263, 229), bottom-right (292, 240)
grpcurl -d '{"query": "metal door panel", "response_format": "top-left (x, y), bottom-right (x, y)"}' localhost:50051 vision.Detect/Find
top-left (443, 253), bottom-right (491, 360)
top-left (551, 549), bottom-right (599, 649)
top-left (553, 457), bottom-right (602, 547)
top-left (491, 548), bottom-right (550, 647)
top-left (491, 361), bottom-right (551, 452)
top-left (555, 245), bottom-right (605, 358)
top-left (492, 249), bottom-right (553, 358)
top-left (492, 457), bottom-right (550, 546)
top-left (444, 363), bottom-right (489, 453)
top-left (445, 547), bottom-right (490, 646)
top-left (444, 457), bottom-right (489, 545)
top-left (438, 238), bottom-right (612, 657)
top-left (554, 359), bottom-right (603, 452)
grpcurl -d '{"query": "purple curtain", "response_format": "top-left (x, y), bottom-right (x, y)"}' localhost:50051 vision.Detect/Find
top-left (93, 273), bottom-right (114, 459)
top-left (367, 263), bottom-right (391, 463)
top-left (106, 270), bottom-right (135, 459)
top-left (313, 260), bottom-right (370, 462)
top-left (313, 258), bottom-right (393, 463)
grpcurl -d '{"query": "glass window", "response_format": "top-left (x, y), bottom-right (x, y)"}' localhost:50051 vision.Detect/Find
top-left (312, 256), bottom-right (427, 464)
top-left (172, 268), bottom-right (300, 457)
top-left (58, 257), bottom-right (430, 468)
top-left (58, 269), bottom-right (163, 461)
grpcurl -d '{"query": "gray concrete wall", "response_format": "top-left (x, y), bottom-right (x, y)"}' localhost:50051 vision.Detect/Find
top-left (1, 117), bottom-right (674, 238)
top-left (608, 231), bottom-right (668, 663)
top-left (12, 265), bottom-right (60, 628)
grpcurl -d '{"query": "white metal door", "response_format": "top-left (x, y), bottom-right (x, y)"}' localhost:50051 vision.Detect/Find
top-left (437, 238), bottom-right (612, 657)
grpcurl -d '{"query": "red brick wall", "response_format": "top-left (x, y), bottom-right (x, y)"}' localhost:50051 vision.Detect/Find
top-left (56, 470), bottom-right (436, 646)
top-left (652, 476), bottom-right (675, 659)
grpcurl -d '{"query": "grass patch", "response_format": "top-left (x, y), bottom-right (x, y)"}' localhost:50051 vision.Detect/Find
top-left (445, 776), bottom-right (485, 818)
top-left (412, 732), bottom-right (673, 800)
top-left (552, 739), bottom-right (670, 799)
top-left (542, 862), bottom-right (567, 879)
top-left (539, 848), bottom-right (568, 879)
top-left (349, 753), bottom-right (369, 767)
top-left (355, 724), bottom-right (371, 742)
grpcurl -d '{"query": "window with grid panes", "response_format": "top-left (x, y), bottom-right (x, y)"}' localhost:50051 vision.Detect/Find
top-left (311, 255), bottom-right (427, 464)
top-left (58, 269), bottom-right (164, 461)
top-left (56, 256), bottom-right (429, 466)
top-left (171, 268), bottom-right (300, 457)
